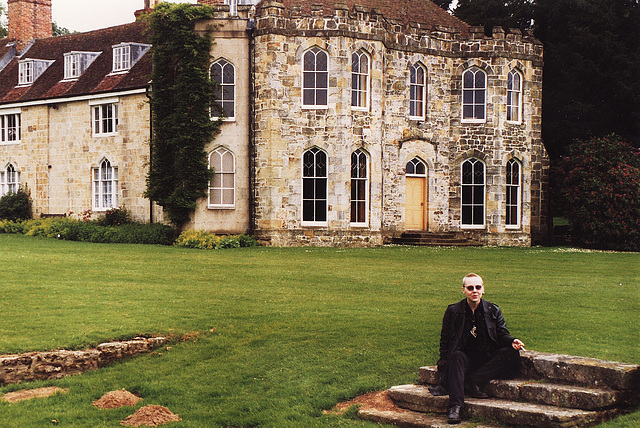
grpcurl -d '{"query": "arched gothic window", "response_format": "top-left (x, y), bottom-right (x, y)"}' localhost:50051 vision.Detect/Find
top-left (211, 59), bottom-right (235, 120)
top-left (462, 68), bottom-right (486, 121)
top-left (506, 159), bottom-right (521, 227)
top-left (302, 147), bottom-right (327, 223)
top-left (92, 159), bottom-right (118, 210)
top-left (350, 149), bottom-right (369, 224)
top-left (351, 50), bottom-right (370, 109)
top-left (209, 147), bottom-right (235, 208)
top-left (461, 158), bottom-right (485, 226)
top-left (409, 63), bottom-right (426, 120)
top-left (302, 47), bottom-right (328, 108)
top-left (507, 69), bottom-right (522, 123)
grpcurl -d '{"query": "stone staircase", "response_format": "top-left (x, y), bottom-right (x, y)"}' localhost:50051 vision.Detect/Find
top-left (359, 351), bottom-right (640, 427)
top-left (390, 232), bottom-right (481, 247)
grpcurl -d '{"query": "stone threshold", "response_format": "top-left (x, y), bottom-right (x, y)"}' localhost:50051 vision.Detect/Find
top-left (0, 337), bottom-right (168, 386)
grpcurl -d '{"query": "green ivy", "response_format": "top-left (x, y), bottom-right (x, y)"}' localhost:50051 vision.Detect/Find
top-left (144, 3), bottom-right (220, 227)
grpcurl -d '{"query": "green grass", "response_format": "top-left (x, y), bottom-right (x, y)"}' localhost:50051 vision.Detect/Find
top-left (0, 234), bottom-right (638, 427)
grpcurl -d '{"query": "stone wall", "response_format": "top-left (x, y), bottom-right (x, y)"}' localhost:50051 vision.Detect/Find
top-left (1, 93), bottom-right (162, 223)
top-left (0, 337), bottom-right (166, 386)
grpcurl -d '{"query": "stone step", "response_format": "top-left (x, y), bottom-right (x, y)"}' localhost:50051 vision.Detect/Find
top-left (419, 350), bottom-right (640, 391)
top-left (519, 351), bottom-right (640, 390)
top-left (358, 407), bottom-right (501, 428)
top-left (389, 384), bottom-right (617, 428)
top-left (418, 366), bottom-right (628, 410)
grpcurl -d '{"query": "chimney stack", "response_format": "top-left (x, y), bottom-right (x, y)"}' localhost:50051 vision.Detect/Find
top-left (8, 0), bottom-right (53, 50)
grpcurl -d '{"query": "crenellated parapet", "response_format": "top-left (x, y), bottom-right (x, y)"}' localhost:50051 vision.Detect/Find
top-left (255, 0), bottom-right (542, 62)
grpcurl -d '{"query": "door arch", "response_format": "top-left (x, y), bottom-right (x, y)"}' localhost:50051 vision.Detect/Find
top-left (405, 158), bottom-right (427, 230)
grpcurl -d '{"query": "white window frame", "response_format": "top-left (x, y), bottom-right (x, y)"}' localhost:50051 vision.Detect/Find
top-left (0, 109), bottom-right (21, 144)
top-left (507, 69), bottom-right (523, 124)
top-left (64, 51), bottom-right (100, 80)
top-left (406, 158), bottom-right (427, 177)
top-left (461, 67), bottom-right (487, 123)
top-left (112, 44), bottom-right (131, 72)
top-left (210, 59), bottom-right (236, 121)
top-left (301, 147), bottom-right (328, 226)
top-left (461, 158), bottom-right (485, 228)
top-left (409, 63), bottom-right (427, 120)
top-left (351, 50), bottom-right (370, 111)
top-left (350, 149), bottom-right (369, 226)
top-left (506, 159), bottom-right (521, 228)
top-left (0, 163), bottom-right (20, 196)
top-left (302, 47), bottom-right (329, 109)
top-left (18, 59), bottom-right (54, 86)
top-left (92, 159), bottom-right (118, 211)
top-left (91, 100), bottom-right (119, 136)
top-left (208, 147), bottom-right (235, 209)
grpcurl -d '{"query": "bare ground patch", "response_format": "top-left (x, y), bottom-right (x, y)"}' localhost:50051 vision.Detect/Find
top-left (1, 386), bottom-right (69, 403)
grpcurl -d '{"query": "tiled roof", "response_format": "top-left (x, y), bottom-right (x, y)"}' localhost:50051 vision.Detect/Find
top-left (258, 0), bottom-right (469, 31)
top-left (0, 21), bottom-right (151, 106)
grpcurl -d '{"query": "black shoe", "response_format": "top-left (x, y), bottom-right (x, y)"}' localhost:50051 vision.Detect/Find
top-left (465, 382), bottom-right (489, 399)
top-left (429, 385), bottom-right (447, 396)
top-left (447, 405), bottom-right (463, 424)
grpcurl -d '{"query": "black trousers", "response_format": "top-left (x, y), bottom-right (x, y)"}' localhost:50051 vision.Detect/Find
top-left (446, 346), bottom-right (520, 407)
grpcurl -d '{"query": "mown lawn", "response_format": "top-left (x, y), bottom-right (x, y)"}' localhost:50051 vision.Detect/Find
top-left (0, 234), bottom-right (638, 427)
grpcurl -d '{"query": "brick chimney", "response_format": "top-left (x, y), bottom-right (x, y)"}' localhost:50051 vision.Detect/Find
top-left (8, 0), bottom-right (53, 50)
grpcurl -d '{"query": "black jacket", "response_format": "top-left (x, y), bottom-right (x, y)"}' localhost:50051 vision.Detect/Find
top-left (436, 299), bottom-right (515, 384)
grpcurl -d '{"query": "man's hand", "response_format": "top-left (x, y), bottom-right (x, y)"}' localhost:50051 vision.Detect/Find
top-left (512, 339), bottom-right (526, 351)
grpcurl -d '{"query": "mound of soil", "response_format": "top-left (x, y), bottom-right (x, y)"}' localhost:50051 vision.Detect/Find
top-left (324, 390), bottom-right (406, 415)
top-left (92, 389), bottom-right (141, 409)
top-left (120, 405), bottom-right (181, 427)
top-left (1, 386), bottom-right (68, 403)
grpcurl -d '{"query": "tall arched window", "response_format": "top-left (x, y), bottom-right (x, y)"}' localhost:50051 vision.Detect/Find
top-left (0, 163), bottom-right (20, 196)
top-left (461, 158), bottom-right (485, 226)
top-left (302, 147), bottom-right (327, 223)
top-left (209, 147), bottom-right (235, 208)
top-left (462, 67), bottom-right (486, 121)
top-left (350, 149), bottom-right (369, 225)
top-left (302, 47), bottom-right (328, 108)
top-left (506, 159), bottom-right (521, 227)
top-left (351, 50), bottom-right (370, 109)
top-left (507, 69), bottom-right (522, 123)
top-left (210, 59), bottom-right (235, 120)
top-left (409, 63), bottom-right (426, 120)
top-left (92, 159), bottom-right (118, 210)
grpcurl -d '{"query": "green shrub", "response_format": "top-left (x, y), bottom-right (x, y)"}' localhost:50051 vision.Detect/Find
top-left (17, 217), bottom-right (177, 245)
top-left (97, 207), bottom-right (132, 226)
top-left (174, 230), bottom-right (257, 250)
top-left (557, 135), bottom-right (640, 251)
top-left (0, 187), bottom-right (32, 221)
top-left (0, 219), bottom-right (24, 234)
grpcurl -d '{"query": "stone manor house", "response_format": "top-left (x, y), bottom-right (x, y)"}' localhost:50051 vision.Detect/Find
top-left (0, 0), bottom-right (548, 246)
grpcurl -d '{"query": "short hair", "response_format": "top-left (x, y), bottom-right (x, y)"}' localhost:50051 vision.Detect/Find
top-left (462, 273), bottom-right (483, 286)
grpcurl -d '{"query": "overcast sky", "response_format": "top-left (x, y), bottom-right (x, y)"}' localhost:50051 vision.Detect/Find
top-left (1, 0), bottom-right (197, 33)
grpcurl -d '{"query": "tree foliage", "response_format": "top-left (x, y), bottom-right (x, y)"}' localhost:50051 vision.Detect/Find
top-left (144, 3), bottom-right (219, 227)
top-left (557, 135), bottom-right (640, 251)
top-left (535, 0), bottom-right (640, 158)
top-left (454, 0), bottom-right (535, 33)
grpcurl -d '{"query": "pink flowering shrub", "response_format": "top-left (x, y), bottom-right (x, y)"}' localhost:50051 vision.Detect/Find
top-left (558, 135), bottom-right (640, 251)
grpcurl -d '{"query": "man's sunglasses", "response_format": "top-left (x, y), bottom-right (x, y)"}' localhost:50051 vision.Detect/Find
top-left (465, 285), bottom-right (483, 291)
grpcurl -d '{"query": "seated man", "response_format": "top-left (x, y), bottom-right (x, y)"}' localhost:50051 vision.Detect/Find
top-left (429, 273), bottom-right (525, 424)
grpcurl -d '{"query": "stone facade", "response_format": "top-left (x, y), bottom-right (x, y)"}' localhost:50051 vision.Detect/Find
top-left (249, 0), bottom-right (548, 246)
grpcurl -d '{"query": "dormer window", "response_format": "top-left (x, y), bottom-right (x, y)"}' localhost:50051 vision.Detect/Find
top-left (112, 43), bottom-right (150, 73)
top-left (18, 59), bottom-right (54, 85)
top-left (64, 51), bottom-right (100, 80)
